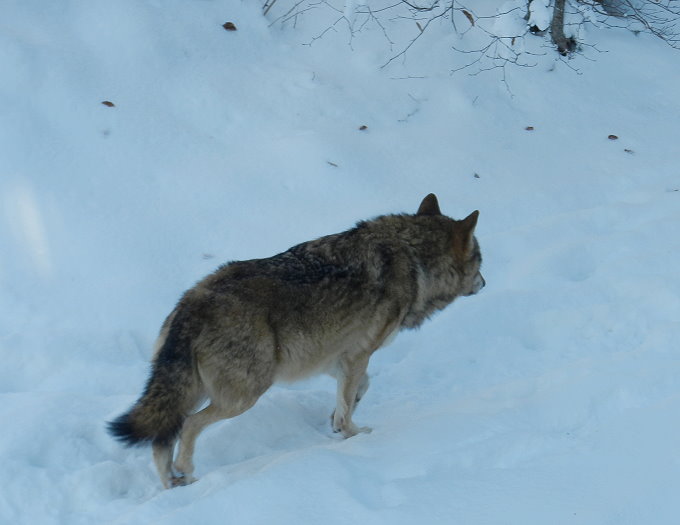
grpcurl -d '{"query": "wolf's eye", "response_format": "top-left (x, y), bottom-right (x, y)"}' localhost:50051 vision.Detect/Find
top-left (467, 250), bottom-right (482, 267)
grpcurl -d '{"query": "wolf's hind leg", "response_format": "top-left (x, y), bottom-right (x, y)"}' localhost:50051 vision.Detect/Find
top-left (173, 398), bottom-right (259, 484)
top-left (152, 439), bottom-right (177, 489)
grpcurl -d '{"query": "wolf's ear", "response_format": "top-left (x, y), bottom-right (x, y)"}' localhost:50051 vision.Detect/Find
top-left (455, 210), bottom-right (479, 253)
top-left (417, 193), bottom-right (441, 216)
top-left (461, 210), bottom-right (479, 233)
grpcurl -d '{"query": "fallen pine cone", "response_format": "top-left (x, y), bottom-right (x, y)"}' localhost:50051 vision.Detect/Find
top-left (101, 101), bottom-right (115, 107)
top-left (608, 134), bottom-right (619, 140)
top-left (223, 22), bottom-right (237, 31)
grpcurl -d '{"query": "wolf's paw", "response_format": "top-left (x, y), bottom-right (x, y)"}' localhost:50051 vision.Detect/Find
top-left (334, 419), bottom-right (372, 438)
top-left (169, 474), bottom-right (197, 488)
top-left (343, 425), bottom-right (372, 439)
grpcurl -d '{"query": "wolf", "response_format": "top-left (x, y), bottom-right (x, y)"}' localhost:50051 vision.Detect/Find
top-left (108, 193), bottom-right (484, 488)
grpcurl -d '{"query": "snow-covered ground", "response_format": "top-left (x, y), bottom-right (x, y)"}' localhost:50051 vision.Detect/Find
top-left (1, 1), bottom-right (679, 523)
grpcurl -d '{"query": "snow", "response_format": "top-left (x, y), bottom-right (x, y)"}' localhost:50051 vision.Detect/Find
top-left (527, 0), bottom-right (551, 31)
top-left (1, 1), bottom-right (680, 523)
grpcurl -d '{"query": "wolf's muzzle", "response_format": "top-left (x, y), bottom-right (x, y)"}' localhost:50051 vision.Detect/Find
top-left (468, 273), bottom-right (485, 295)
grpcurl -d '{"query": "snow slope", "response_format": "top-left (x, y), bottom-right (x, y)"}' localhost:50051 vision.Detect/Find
top-left (1, 1), bottom-right (679, 523)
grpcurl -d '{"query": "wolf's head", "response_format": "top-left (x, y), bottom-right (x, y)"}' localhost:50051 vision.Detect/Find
top-left (417, 193), bottom-right (485, 297)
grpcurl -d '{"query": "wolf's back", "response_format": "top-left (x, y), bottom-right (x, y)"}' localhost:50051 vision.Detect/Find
top-left (108, 308), bottom-right (199, 447)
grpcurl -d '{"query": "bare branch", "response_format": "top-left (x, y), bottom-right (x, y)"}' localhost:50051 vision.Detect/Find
top-left (264, 0), bottom-right (680, 78)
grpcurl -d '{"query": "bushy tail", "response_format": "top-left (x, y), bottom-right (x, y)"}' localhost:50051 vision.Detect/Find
top-left (108, 308), bottom-right (199, 447)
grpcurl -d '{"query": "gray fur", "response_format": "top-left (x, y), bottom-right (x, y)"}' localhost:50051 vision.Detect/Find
top-left (108, 193), bottom-right (484, 488)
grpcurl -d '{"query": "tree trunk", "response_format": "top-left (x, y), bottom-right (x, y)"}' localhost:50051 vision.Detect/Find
top-left (550, 0), bottom-right (576, 55)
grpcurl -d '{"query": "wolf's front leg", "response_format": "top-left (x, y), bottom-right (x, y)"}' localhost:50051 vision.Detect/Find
top-left (332, 355), bottom-right (372, 438)
top-left (330, 371), bottom-right (369, 424)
